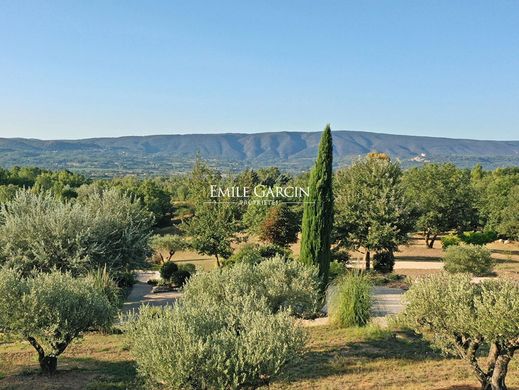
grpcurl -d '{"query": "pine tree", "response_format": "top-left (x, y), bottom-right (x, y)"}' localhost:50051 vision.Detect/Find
top-left (299, 125), bottom-right (333, 289)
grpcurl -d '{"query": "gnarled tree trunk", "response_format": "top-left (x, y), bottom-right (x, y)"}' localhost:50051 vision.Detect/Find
top-left (28, 336), bottom-right (58, 375)
top-left (39, 356), bottom-right (58, 375)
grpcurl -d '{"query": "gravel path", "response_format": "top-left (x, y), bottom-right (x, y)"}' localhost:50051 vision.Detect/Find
top-left (371, 286), bottom-right (405, 316)
top-left (122, 282), bottom-right (180, 314)
top-left (124, 272), bottom-right (406, 324)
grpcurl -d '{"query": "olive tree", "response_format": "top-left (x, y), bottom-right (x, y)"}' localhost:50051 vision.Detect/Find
top-left (184, 204), bottom-right (237, 267)
top-left (150, 234), bottom-right (187, 263)
top-left (400, 273), bottom-right (519, 390)
top-left (0, 189), bottom-right (153, 278)
top-left (0, 268), bottom-right (117, 374)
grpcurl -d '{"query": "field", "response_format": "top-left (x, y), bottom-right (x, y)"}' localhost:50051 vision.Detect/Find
top-left (2, 324), bottom-right (518, 390)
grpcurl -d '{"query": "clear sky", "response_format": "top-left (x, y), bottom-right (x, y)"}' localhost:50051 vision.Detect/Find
top-left (1, 1), bottom-right (518, 140)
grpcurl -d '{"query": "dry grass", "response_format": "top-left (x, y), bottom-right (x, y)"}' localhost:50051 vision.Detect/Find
top-left (267, 325), bottom-right (519, 390)
top-left (2, 325), bottom-right (517, 390)
top-left (0, 333), bottom-right (136, 389)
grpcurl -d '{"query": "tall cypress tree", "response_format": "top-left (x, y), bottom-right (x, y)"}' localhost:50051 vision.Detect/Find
top-left (299, 124), bottom-right (334, 289)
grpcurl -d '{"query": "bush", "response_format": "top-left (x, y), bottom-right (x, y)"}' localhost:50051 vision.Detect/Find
top-left (460, 230), bottom-right (498, 245)
top-left (0, 189), bottom-right (153, 278)
top-left (329, 271), bottom-right (372, 328)
top-left (224, 243), bottom-right (291, 266)
top-left (169, 269), bottom-right (191, 288)
top-left (159, 262), bottom-right (195, 288)
top-left (399, 273), bottom-right (519, 390)
top-left (159, 261), bottom-right (178, 280)
top-left (178, 263), bottom-right (196, 274)
top-left (443, 244), bottom-right (494, 276)
top-left (373, 250), bottom-right (395, 273)
top-left (183, 256), bottom-right (321, 318)
top-left (328, 260), bottom-right (347, 281)
top-left (127, 294), bottom-right (306, 389)
top-left (441, 234), bottom-right (461, 249)
top-left (0, 268), bottom-right (117, 374)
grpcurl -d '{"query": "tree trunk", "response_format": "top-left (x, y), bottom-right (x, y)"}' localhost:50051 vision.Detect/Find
top-left (427, 234), bottom-right (437, 248)
top-left (364, 250), bottom-right (371, 270)
top-left (167, 250), bottom-right (175, 262)
top-left (39, 356), bottom-right (58, 375)
top-left (27, 336), bottom-right (58, 375)
top-left (215, 254), bottom-right (221, 268)
top-left (490, 353), bottom-right (512, 390)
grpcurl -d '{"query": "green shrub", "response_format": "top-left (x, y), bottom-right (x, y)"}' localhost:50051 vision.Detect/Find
top-left (169, 269), bottom-right (191, 288)
top-left (127, 294), bottom-right (306, 389)
top-left (443, 244), bottom-right (494, 276)
top-left (224, 243), bottom-right (291, 266)
top-left (328, 260), bottom-right (347, 281)
top-left (178, 263), bottom-right (196, 274)
top-left (183, 256), bottom-right (321, 318)
top-left (373, 250), bottom-right (395, 273)
top-left (441, 234), bottom-right (461, 249)
top-left (159, 262), bottom-right (195, 288)
top-left (0, 268), bottom-right (117, 374)
top-left (460, 231), bottom-right (497, 246)
top-left (159, 261), bottom-right (178, 280)
top-left (329, 271), bottom-right (372, 328)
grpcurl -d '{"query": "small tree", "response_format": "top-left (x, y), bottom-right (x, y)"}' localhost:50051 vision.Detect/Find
top-left (258, 203), bottom-right (299, 247)
top-left (185, 205), bottom-right (236, 267)
top-left (0, 269), bottom-right (117, 374)
top-left (403, 163), bottom-right (477, 248)
top-left (150, 234), bottom-right (186, 263)
top-left (400, 273), bottom-right (519, 390)
top-left (334, 153), bottom-right (414, 270)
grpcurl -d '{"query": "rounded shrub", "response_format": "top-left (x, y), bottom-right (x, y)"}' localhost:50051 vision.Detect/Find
top-left (329, 271), bottom-right (373, 328)
top-left (169, 269), bottom-right (191, 288)
top-left (373, 250), bottom-right (395, 273)
top-left (441, 234), bottom-right (461, 249)
top-left (443, 244), bottom-right (494, 276)
top-left (127, 294), bottom-right (306, 389)
top-left (182, 256), bottom-right (321, 318)
top-left (159, 261), bottom-right (178, 280)
top-left (460, 231), bottom-right (498, 246)
top-left (224, 243), bottom-right (291, 266)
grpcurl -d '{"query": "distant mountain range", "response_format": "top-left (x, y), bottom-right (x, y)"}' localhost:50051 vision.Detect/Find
top-left (0, 131), bottom-right (518, 176)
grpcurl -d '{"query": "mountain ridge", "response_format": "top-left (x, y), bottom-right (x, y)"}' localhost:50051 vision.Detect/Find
top-left (0, 130), bottom-right (518, 176)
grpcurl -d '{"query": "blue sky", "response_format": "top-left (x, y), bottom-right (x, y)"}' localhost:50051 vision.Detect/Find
top-left (0, 1), bottom-right (518, 140)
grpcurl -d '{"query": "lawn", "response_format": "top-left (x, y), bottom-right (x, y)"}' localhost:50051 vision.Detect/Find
top-left (1, 325), bottom-right (517, 389)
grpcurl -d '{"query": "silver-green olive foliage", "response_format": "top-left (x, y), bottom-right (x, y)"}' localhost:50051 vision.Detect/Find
top-left (400, 273), bottom-right (519, 390)
top-left (0, 269), bottom-right (117, 374)
top-left (0, 189), bottom-right (153, 276)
